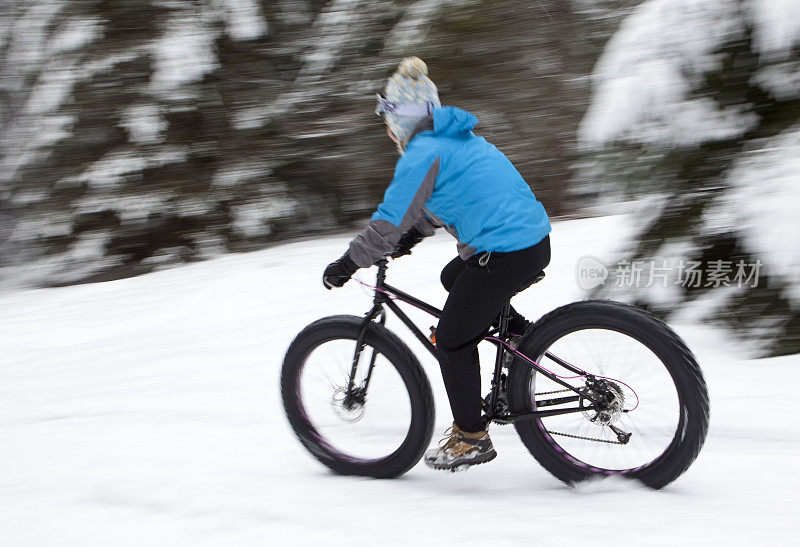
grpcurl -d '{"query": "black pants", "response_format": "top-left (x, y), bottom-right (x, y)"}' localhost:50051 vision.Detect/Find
top-left (436, 236), bottom-right (551, 432)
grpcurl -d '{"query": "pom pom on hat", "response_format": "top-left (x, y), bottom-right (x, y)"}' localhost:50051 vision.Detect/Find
top-left (396, 57), bottom-right (428, 79)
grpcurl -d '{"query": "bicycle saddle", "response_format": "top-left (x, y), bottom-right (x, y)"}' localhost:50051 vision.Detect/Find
top-left (517, 270), bottom-right (545, 294)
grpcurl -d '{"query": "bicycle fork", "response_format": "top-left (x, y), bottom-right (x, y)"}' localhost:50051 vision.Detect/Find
top-left (343, 301), bottom-right (387, 406)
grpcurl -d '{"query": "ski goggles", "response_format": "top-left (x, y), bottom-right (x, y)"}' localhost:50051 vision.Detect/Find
top-left (375, 94), bottom-right (439, 117)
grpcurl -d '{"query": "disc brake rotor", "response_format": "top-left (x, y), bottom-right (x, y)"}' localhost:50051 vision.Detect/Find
top-left (580, 380), bottom-right (625, 426)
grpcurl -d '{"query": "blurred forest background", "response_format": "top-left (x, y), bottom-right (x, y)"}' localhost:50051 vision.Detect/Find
top-left (1, 0), bottom-right (798, 356)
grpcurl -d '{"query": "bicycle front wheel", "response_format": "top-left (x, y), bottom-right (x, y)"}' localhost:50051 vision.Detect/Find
top-left (507, 300), bottom-right (709, 489)
top-left (281, 315), bottom-right (434, 478)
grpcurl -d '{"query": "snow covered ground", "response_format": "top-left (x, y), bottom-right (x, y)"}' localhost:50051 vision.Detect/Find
top-left (1, 215), bottom-right (798, 545)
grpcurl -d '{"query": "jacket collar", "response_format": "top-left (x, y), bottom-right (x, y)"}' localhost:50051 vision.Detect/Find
top-left (406, 116), bottom-right (434, 145)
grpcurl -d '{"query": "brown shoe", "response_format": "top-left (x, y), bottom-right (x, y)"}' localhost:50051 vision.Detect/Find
top-left (424, 423), bottom-right (497, 471)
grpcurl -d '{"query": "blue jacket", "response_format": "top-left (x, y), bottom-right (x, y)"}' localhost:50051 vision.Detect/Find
top-left (348, 106), bottom-right (551, 267)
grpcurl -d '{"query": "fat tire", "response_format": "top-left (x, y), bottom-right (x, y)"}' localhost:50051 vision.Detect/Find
top-left (281, 315), bottom-right (435, 478)
top-left (507, 300), bottom-right (709, 489)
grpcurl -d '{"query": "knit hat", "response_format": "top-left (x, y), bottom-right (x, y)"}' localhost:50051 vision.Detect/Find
top-left (380, 57), bottom-right (440, 148)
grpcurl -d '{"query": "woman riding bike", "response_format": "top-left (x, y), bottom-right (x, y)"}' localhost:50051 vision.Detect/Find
top-left (323, 57), bottom-right (551, 471)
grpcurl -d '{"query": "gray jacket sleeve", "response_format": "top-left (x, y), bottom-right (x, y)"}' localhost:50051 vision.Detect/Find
top-left (413, 213), bottom-right (439, 237)
top-left (348, 157), bottom-right (440, 268)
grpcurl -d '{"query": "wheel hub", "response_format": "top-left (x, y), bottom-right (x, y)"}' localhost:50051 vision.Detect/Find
top-left (332, 386), bottom-right (366, 422)
top-left (579, 380), bottom-right (625, 426)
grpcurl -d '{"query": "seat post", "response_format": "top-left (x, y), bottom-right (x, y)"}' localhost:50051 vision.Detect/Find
top-left (497, 301), bottom-right (512, 339)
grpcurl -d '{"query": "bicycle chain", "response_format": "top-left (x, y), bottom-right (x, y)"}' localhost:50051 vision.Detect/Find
top-left (534, 389), bottom-right (572, 396)
top-left (545, 430), bottom-right (627, 445)
top-left (535, 389), bottom-right (626, 444)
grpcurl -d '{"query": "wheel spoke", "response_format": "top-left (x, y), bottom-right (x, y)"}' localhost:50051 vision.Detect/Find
top-left (525, 326), bottom-right (682, 471)
top-left (296, 338), bottom-right (414, 462)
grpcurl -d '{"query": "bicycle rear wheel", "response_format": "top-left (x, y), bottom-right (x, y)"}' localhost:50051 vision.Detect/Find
top-left (281, 315), bottom-right (434, 478)
top-left (507, 300), bottom-right (709, 489)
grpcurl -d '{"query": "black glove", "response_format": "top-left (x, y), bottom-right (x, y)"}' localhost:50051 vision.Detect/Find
top-left (323, 253), bottom-right (359, 289)
top-left (389, 227), bottom-right (425, 259)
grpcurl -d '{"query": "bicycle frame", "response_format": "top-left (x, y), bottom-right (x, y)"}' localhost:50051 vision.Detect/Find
top-left (348, 259), bottom-right (602, 425)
